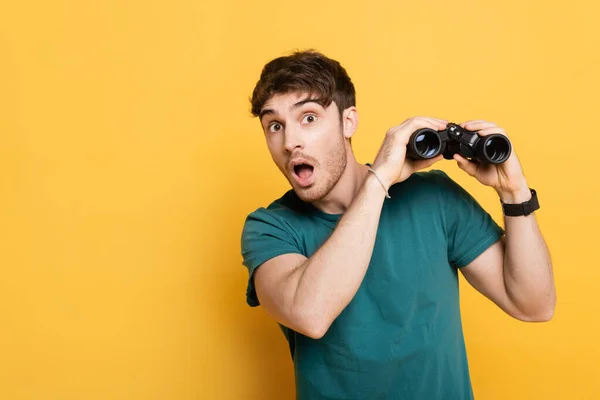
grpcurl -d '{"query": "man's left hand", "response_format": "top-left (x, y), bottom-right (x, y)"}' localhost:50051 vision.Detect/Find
top-left (454, 120), bottom-right (532, 203)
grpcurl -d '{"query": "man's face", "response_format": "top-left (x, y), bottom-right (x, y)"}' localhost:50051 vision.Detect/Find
top-left (259, 92), bottom-right (348, 203)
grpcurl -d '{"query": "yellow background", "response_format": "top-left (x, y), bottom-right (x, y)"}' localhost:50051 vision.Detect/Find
top-left (0, 0), bottom-right (598, 399)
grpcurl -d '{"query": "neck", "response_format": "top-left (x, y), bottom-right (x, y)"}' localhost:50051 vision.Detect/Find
top-left (310, 150), bottom-right (371, 215)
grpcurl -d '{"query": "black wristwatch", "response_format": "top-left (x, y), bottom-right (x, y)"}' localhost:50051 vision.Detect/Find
top-left (501, 188), bottom-right (540, 216)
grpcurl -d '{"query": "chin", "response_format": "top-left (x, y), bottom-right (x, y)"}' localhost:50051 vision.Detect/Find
top-left (292, 180), bottom-right (335, 204)
top-left (289, 182), bottom-right (310, 198)
top-left (294, 188), bottom-right (323, 203)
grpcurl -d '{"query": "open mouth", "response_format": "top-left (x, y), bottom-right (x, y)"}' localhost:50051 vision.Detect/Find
top-left (293, 164), bottom-right (314, 180)
top-left (290, 160), bottom-right (315, 187)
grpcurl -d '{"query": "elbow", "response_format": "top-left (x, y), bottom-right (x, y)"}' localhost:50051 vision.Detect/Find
top-left (299, 315), bottom-right (332, 340)
top-left (303, 322), bottom-right (329, 340)
top-left (536, 291), bottom-right (557, 322)
top-left (513, 295), bottom-right (556, 323)
top-left (291, 307), bottom-right (332, 340)
top-left (537, 297), bottom-right (557, 322)
top-left (521, 309), bottom-right (554, 322)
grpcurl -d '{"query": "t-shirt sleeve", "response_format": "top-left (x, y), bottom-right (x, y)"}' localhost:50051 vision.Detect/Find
top-left (240, 208), bottom-right (303, 307)
top-left (432, 170), bottom-right (505, 268)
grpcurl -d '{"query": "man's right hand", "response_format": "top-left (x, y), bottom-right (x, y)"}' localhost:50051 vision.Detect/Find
top-left (369, 117), bottom-right (448, 189)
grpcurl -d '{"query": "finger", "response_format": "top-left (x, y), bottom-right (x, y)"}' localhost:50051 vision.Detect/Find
top-left (460, 119), bottom-right (486, 125)
top-left (410, 116), bottom-right (448, 130)
top-left (392, 119), bottom-right (444, 139)
top-left (463, 121), bottom-right (499, 131)
top-left (477, 127), bottom-right (507, 137)
top-left (459, 120), bottom-right (486, 128)
top-left (453, 154), bottom-right (478, 176)
top-left (414, 116), bottom-right (448, 124)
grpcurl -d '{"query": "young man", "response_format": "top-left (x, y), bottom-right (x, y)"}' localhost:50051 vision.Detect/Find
top-left (241, 50), bottom-right (555, 399)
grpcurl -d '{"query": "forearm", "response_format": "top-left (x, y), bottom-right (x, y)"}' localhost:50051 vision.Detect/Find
top-left (501, 190), bottom-right (556, 320)
top-left (291, 174), bottom-right (386, 334)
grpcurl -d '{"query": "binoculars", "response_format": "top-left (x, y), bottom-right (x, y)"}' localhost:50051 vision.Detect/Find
top-left (406, 122), bottom-right (512, 164)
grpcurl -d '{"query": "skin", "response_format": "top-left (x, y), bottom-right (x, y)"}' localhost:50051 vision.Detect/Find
top-left (254, 91), bottom-right (556, 339)
top-left (259, 91), bottom-right (442, 213)
top-left (260, 92), bottom-right (348, 205)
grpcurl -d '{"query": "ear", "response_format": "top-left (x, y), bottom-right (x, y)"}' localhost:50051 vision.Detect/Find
top-left (342, 106), bottom-right (358, 140)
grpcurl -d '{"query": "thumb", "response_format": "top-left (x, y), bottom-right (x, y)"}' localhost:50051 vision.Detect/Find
top-left (453, 154), bottom-right (478, 176)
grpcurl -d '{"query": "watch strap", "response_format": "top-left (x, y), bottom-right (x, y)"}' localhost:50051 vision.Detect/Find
top-left (501, 188), bottom-right (539, 216)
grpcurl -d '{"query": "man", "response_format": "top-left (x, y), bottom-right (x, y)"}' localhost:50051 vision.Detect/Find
top-left (240, 50), bottom-right (555, 399)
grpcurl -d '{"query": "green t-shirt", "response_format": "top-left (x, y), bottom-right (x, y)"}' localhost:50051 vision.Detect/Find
top-left (241, 169), bottom-right (504, 399)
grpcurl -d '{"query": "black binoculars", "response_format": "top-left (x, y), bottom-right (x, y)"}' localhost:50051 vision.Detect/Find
top-left (406, 122), bottom-right (511, 164)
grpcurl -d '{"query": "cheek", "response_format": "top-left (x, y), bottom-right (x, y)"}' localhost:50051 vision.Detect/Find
top-left (266, 142), bottom-right (287, 168)
top-left (265, 136), bottom-right (279, 152)
top-left (312, 122), bottom-right (337, 145)
top-left (322, 127), bottom-right (344, 149)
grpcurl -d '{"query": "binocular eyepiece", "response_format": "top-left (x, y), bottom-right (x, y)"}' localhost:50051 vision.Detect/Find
top-left (407, 122), bottom-right (511, 164)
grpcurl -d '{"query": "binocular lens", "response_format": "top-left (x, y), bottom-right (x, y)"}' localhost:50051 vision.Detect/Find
top-left (483, 136), bottom-right (511, 163)
top-left (414, 131), bottom-right (441, 158)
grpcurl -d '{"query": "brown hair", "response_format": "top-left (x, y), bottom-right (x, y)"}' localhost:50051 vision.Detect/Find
top-left (250, 50), bottom-right (356, 120)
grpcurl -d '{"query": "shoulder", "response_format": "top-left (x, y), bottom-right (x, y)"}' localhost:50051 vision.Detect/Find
top-left (242, 189), bottom-right (310, 242)
top-left (241, 190), bottom-right (309, 277)
top-left (244, 190), bottom-right (305, 225)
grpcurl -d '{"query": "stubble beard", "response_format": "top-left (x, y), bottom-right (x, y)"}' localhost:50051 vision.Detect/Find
top-left (295, 132), bottom-right (347, 204)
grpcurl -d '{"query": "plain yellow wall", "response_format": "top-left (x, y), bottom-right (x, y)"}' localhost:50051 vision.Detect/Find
top-left (1, 0), bottom-right (598, 399)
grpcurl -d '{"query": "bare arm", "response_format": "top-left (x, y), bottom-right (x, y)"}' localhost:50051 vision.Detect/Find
top-left (454, 119), bottom-right (556, 322)
top-left (461, 191), bottom-right (555, 322)
top-left (254, 117), bottom-right (448, 339)
top-left (255, 173), bottom-right (386, 339)
top-left (501, 197), bottom-right (555, 320)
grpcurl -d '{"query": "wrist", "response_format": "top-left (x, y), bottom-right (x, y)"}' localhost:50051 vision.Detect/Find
top-left (365, 163), bottom-right (392, 199)
top-left (497, 185), bottom-right (531, 204)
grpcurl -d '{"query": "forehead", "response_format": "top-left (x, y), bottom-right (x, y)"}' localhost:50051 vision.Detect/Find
top-left (262, 91), bottom-right (319, 112)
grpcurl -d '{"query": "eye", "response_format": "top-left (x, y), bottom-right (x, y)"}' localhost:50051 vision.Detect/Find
top-left (302, 114), bottom-right (317, 124)
top-left (268, 122), bottom-right (283, 133)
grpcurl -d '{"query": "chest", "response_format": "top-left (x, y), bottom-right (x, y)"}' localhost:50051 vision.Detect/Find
top-left (295, 205), bottom-right (458, 323)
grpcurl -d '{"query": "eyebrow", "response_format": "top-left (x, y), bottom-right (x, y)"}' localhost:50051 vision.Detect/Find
top-left (259, 97), bottom-right (322, 121)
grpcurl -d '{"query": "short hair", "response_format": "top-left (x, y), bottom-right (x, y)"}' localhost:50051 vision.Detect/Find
top-left (250, 50), bottom-right (356, 120)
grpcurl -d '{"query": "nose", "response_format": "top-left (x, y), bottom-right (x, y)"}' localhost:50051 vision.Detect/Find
top-left (283, 125), bottom-right (304, 153)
